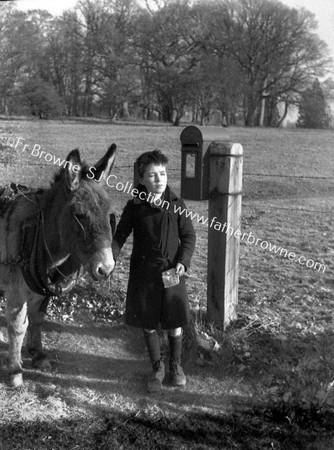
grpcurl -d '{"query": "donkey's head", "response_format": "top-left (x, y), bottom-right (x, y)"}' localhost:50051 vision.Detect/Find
top-left (52, 144), bottom-right (117, 280)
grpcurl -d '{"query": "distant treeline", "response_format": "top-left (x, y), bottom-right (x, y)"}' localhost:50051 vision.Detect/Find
top-left (0, 0), bottom-right (333, 127)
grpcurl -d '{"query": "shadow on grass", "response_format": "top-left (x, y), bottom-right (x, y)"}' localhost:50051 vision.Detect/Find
top-left (0, 313), bottom-right (137, 341)
top-left (2, 319), bottom-right (334, 449)
top-left (0, 340), bottom-right (239, 413)
top-left (1, 407), bottom-right (333, 450)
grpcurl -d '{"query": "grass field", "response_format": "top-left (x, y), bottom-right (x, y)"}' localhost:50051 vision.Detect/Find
top-left (1, 118), bottom-right (334, 449)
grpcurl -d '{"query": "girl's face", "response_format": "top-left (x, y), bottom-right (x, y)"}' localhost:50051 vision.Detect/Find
top-left (141, 163), bottom-right (167, 196)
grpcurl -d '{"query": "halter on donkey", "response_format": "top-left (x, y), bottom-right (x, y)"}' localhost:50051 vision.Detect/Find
top-left (0, 144), bottom-right (117, 387)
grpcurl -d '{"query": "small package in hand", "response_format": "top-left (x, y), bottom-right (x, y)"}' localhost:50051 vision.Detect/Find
top-left (162, 269), bottom-right (180, 288)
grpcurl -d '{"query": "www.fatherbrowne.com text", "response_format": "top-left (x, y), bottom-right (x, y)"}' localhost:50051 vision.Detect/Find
top-left (4, 136), bottom-right (326, 274)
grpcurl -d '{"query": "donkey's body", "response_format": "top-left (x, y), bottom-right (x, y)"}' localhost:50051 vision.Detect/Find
top-left (0, 145), bottom-right (117, 387)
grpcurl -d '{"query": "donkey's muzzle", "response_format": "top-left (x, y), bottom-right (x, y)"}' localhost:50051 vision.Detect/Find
top-left (90, 247), bottom-right (115, 280)
top-left (94, 260), bottom-right (115, 279)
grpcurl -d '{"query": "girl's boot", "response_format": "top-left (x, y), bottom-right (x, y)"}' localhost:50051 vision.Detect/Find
top-left (143, 330), bottom-right (165, 393)
top-left (168, 333), bottom-right (186, 386)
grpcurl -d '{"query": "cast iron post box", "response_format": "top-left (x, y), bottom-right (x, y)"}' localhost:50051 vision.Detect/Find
top-left (180, 125), bottom-right (209, 200)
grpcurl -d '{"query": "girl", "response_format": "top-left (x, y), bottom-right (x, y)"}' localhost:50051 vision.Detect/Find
top-left (112, 149), bottom-right (196, 392)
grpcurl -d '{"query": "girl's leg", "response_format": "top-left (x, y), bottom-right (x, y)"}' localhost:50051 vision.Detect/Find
top-left (167, 327), bottom-right (186, 386)
top-left (143, 328), bottom-right (165, 393)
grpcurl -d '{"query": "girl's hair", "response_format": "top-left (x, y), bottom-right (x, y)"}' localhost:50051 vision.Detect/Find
top-left (136, 149), bottom-right (169, 178)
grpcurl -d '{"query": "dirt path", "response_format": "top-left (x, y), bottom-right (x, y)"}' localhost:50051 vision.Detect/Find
top-left (2, 312), bottom-right (334, 449)
top-left (0, 315), bottom-right (242, 449)
top-left (32, 318), bottom-right (231, 412)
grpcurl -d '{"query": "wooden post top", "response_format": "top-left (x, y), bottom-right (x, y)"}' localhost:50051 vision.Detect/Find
top-left (209, 140), bottom-right (243, 195)
top-left (209, 141), bottom-right (243, 157)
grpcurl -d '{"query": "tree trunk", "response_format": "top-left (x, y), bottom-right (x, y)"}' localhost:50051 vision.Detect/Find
top-left (191, 106), bottom-right (197, 123)
top-left (196, 107), bottom-right (201, 124)
top-left (72, 85), bottom-right (79, 117)
top-left (161, 104), bottom-right (173, 122)
top-left (222, 111), bottom-right (228, 127)
top-left (259, 77), bottom-right (269, 127)
top-left (259, 97), bottom-right (266, 127)
top-left (2, 97), bottom-right (9, 116)
top-left (245, 98), bottom-right (259, 126)
top-left (122, 101), bottom-right (130, 118)
top-left (245, 110), bottom-right (257, 126)
top-left (277, 101), bottom-right (289, 127)
top-left (200, 109), bottom-right (205, 126)
top-left (173, 106), bottom-right (184, 126)
top-left (244, 80), bottom-right (261, 126)
top-left (173, 113), bottom-right (181, 126)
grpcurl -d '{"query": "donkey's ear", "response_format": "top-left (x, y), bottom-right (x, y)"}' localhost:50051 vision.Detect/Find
top-left (64, 149), bottom-right (82, 192)
top-left (93, 143), bottom-right (117, 181)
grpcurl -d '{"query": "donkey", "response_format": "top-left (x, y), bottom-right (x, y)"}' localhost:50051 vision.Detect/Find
top-left (0, 144), bottom-right (117, 387)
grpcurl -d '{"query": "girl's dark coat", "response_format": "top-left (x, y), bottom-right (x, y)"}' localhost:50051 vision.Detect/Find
top-left (112, 185), bottom-right (196, 329)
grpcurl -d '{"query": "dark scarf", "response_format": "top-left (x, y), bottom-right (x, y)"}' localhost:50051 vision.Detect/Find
top-left (134, 184), bottom-right (178, 265)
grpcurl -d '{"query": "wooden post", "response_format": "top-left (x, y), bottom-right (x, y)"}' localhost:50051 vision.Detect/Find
top-left (207, 141), bottom-right (243, 329)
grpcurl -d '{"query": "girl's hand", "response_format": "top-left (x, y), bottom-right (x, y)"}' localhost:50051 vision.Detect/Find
top-left (175, 263), bottom-right (185, 277)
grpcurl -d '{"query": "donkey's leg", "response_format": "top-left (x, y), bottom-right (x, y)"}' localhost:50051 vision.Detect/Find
top-left (6, 294), bottom-right (28, 388)
top-left (26, 294), bottom-right (51, 370)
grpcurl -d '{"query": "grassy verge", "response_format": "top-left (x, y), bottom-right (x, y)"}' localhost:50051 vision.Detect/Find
top-left (1, 120), bottom-right (334, 448)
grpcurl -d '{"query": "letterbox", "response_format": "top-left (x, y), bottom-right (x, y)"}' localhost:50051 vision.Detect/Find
top-left (180, 126), bottom-right (209, 200)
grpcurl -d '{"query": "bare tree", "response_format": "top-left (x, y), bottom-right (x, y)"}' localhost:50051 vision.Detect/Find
top-left (135, 0), bottom-right (201, 125)
top-left (203, 0), bottom-right (332, 126)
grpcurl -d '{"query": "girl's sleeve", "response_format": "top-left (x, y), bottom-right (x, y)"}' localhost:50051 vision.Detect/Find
top-left (112, 200), bottom-right (133, 260)
top-left (177, 199), bottom-right (196, 270)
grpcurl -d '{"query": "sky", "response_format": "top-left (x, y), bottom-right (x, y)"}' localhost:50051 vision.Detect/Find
top-left (15, 0), bottom-right (77, 16)
top-left (282, 0), bottom-right (334, 62)
top-left (14, 0), bottom-right (334, 63)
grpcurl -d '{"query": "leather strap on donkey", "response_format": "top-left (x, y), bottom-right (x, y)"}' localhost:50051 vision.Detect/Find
top-left (0, 183), bottom-right (31, 217)
top-left (21, 210), bottom-right (79, 296)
